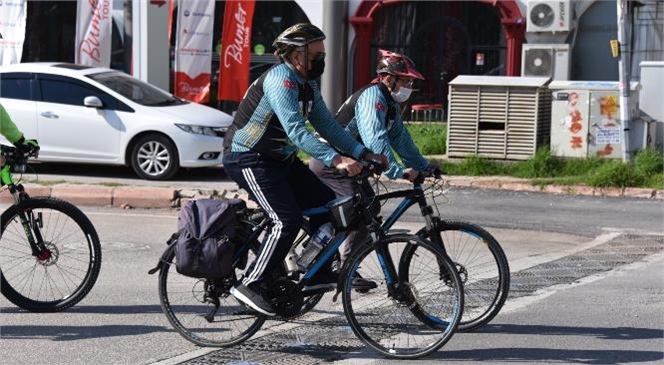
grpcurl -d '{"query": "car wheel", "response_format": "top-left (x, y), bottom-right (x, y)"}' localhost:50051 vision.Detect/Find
top-left (130, 134), bottom-right (179, 180)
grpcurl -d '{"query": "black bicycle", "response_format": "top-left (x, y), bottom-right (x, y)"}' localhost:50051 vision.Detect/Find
top-left (0, 145), bottom-right (102, 312)
top-left (152, 160), bottom-right (464, 359)
top-left (377, 168), bottom-right (510, 332)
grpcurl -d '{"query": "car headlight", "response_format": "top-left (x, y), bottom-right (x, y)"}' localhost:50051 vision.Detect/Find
top-left (175, 124), bottom-right (227, 137)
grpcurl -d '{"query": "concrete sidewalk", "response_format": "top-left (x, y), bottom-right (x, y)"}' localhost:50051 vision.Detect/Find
top-left (1, 175), bottom-right (662, 209)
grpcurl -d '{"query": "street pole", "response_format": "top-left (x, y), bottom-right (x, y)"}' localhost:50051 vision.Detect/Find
top-left (322, 0), bottom-right (348, 112)
top-left (617, 0), bottom-right (632, 162)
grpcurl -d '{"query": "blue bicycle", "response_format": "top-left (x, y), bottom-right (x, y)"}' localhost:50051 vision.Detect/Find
top-left (288, 168), bottom-right (509, 332)
top-left (152, 161), bottom-right (464, 359)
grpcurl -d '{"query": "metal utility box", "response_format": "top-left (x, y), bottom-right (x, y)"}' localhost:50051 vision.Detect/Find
top-left (447, 76), bottom-right (552, 160)
top-left (638, 61), bottom-right (664, 151)
top-left (549, 81), bottom-right (641, 159)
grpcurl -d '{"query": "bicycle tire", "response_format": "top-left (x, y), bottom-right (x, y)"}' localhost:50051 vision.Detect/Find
top-left (403, 220), bottom-right (510, 332)
top-left (0, 197), bottom-right (102, 312)
top-left (341, 233), bottom-right (463, 359)
top-left (158, 244), bottom-right (266, 347)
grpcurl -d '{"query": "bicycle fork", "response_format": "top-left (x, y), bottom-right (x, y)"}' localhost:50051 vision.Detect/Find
top-left (374, 241), bottom-right (418, 307)
top-left (17, 209), bottom-right (52, 261)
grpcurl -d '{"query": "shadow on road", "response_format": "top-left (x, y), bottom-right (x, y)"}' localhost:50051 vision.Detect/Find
top-left (0, 324), bottom-right (172, 341)
top-left (0, 304), bottom-right (163, 315)
top-left (435, 347), bottom-right (663, 364)
top-left (476, 323), bottom-right (664, 341)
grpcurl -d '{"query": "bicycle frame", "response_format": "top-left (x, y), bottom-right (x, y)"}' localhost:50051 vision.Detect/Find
top-left (302, 224), bottom-right (400, 295)
top-left (298, 166), bottom-right (404, 297)
top-left (378, 181), bottom-right (435, 234)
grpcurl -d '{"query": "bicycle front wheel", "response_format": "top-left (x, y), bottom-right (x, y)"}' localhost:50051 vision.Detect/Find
top-left (158, 244), bottom-right (266, 347)
top-left (0, 197), bottom-right (102, 312)
top-left (406, 221), bottom-right (510, 332)
top-left (341, 234), bottom-right (463, 359)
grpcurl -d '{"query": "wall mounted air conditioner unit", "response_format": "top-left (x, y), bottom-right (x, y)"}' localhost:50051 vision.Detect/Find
top-left (526, 0), bottom-right (574, 32)
top-left (521, 43), bottom-right (570, 80)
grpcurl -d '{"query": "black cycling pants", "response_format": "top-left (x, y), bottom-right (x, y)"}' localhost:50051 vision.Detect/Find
top-left (223, 151), bottom-right (335, 286)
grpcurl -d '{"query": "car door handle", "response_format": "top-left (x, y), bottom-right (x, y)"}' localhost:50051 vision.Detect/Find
top-left (40, 111), bottom-right (59, 119)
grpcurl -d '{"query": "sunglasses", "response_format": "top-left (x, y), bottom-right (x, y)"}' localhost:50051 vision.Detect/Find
top-left (398, 78), bottom-right (415, 87)
top-left (297, 49), bottom-right (326, 61)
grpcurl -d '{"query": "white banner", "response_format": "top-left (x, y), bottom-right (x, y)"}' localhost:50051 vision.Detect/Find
top-left (75, 0), bottom-right (113, 67)
top-left (174, 0), bottom-right (215, 102)
top-left (0, 0), bottom-right (27, 65)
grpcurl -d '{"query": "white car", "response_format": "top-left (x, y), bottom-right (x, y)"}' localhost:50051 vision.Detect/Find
top-left (0, 62), bottom-right (233, 180)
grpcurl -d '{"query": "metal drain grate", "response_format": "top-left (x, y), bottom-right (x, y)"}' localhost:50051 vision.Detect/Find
top-left (180, 233), bottom-right (664, 365)
top-left (509, 234), bottom-right (664, 300)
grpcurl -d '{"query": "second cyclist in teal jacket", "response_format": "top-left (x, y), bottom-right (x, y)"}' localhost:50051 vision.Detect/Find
top-left (310, 49), bottom-right (434, 269)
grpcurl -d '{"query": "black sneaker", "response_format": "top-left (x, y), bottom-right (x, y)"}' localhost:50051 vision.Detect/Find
top-left (332, 261), bottom-right (377, 292)
top-left (303, 270), bottom-right (339, 291)
top-left (230, 283), bottom-right (276, 316)
top-left (352, 274), bottom-right (377, 291)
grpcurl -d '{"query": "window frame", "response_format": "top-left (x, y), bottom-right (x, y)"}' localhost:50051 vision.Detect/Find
top-left (0, 72), bottom-right (37, 101)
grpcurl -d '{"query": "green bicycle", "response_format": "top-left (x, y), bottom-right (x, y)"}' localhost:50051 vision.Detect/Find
top-left (0, 145), bottom-right (102, 312)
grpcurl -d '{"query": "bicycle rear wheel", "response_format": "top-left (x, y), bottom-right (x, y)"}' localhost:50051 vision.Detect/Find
top-left (341, 234), bottom-right (463, 359)
top-left (0, 197), bottom-right (102, 312)
top-left (158, 244), bottom-right (266, 347)
top-left (406, 221), bottom-right (510, 332)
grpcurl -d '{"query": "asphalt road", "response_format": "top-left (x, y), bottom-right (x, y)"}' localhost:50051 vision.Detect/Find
top-left (1, 167), bottom-right (663, 365)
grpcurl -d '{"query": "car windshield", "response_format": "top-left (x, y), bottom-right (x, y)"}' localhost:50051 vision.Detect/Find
top-left (87, 71), bottom-right (186, 107)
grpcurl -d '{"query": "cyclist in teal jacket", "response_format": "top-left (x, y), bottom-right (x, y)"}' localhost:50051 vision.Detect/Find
top-left (310, 49), bottom-right (436, 269)
top-left (222, 23), bottom-right (386, 316)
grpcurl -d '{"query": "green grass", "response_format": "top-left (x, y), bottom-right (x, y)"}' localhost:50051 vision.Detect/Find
top-left (299, 122), bottom-right (663, 189)
top-left (408, 124), bottom-right (663, 189)
top-left (403, 122), bottom-right (447, 155)
top-left (440, 149), bottom-right (663, 189)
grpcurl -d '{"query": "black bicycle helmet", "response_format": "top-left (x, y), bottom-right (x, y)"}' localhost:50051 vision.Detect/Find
top-left (273, 23), bottom-right (326, 57)
top-left (376, 49), bottom-right (424, 80)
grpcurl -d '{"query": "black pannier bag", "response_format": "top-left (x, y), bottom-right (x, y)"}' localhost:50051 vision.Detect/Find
top-left (175, 198), bottom-right (246, 279)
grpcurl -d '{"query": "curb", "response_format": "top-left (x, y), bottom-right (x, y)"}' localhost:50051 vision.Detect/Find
top-left (1, 178), bottom-right (662, 209)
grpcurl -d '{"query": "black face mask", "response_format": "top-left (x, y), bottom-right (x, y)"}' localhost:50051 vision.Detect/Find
top-left (307, 54), bottom-right (326, 79)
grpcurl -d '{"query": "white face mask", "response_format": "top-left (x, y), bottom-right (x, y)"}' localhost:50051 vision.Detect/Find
top-left (391, 86), bottom-right (413, 103)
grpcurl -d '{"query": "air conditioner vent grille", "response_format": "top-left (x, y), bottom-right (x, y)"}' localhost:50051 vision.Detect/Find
top-left (447, 80), bottom-right (551, 160)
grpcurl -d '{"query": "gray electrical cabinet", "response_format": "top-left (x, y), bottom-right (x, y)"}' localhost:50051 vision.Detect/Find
top-left (549, 81), bottom-right (641, 159)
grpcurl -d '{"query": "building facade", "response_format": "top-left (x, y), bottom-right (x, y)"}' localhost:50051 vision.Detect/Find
top-left (18, 0), bottom-right (664, 114)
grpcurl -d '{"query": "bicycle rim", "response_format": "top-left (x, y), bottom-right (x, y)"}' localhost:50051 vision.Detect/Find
top-left (412, 221), bottom-right (510, 332)
top-left (0, 197), bottom-right (101, 312)
top-left (158, 246), bottom-right (266, 347)
top-left (341, 234), bottom-right (463, 359)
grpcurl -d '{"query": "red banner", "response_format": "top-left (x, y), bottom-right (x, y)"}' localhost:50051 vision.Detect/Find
top-left (217, 0), bottom-right (256, 102)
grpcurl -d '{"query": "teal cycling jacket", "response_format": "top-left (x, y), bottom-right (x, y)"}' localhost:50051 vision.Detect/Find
top-left (338, 83), bottom-right (429, 179)
top-left (223, 62), bottom-right (365, 166)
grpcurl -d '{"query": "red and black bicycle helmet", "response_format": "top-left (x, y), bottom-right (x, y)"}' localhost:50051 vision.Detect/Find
top-left (273, 23), bottom-right (326, 57)
top-left (376, 49), bottom-right (424, 80)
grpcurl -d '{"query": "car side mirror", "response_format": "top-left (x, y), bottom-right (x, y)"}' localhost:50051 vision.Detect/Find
top-left (84, 96), bottom-right (103, 108)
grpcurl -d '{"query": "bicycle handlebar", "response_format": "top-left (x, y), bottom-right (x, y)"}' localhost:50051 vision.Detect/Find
top-left (1, 144), bottom-right (39, 165)
top-left (338, 158), bottom-right (387, 179)
top-left (403, 165), bottom-right (443, 184)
